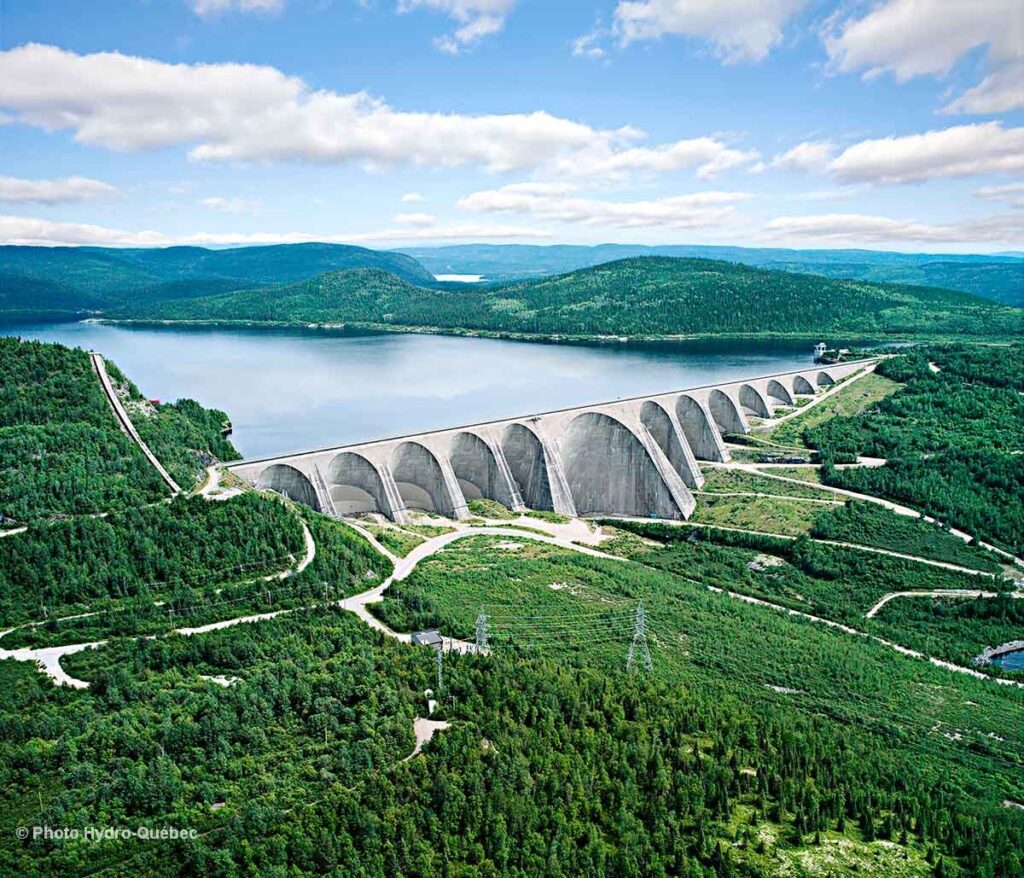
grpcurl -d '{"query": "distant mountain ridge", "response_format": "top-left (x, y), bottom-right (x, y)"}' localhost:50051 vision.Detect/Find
top-left (123, 256), bottom-right (1023, 340)
top-left (0, 242), bottom-right (436, 319)
top-left (399, 243), bottom-right (1024, 307)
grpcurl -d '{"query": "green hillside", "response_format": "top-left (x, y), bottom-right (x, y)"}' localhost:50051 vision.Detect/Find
top-left (402, 243), bottom-right (1024, 306)
top-left (128, 256), bottom-right (1023, 339)
top-left (0, 242), bottom-right (436, 319)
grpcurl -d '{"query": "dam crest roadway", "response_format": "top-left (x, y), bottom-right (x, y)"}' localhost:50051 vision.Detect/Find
top-left (228, 360), bottom-right (869, 524)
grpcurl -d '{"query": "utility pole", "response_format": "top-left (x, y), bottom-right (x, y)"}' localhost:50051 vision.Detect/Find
top-left (475, 610), bottom-right (489, 653)
top-left (626, 602), bottom-right (652, 672)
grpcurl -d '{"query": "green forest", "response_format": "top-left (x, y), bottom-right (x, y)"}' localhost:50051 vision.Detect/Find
top-left (123, 258), bottom-right (1024, 341)
top-left (2, 336), bottom-right (1024, 876)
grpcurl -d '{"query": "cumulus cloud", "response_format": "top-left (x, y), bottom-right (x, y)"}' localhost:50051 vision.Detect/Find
top-left (0, 175), bottom-right (120, 204)
top-left (974, 182), bottom-right (1024, 209)
top-left (769, 140), bottom-right (835, 174)
top-left (401, 192), bottom-right (425, 203)
top-left (765, 212), bottom-right (1024, 246)
top-left (0, 44), bottom-right (752, 182)
top-left (397, 0), bottom-right (516, 52)
top-left (190, 0), bottom-right (284, 17)
top-left (776, 124), bottom-right (1024, 185)
top-left (826, 0), bottom-right (1024, 113)
top-left (458, 181), bottom-right (750, 229)
top-left (828, 123), bottom-right (1024, 184)
top-left (0, 214), bottom-right (551, 247)
top-left (612, 0), bottom-right (808, 63)
top-left (552, 136), bottom-right (759, 181)
top-left (201, 196), bottom-right (260, 215)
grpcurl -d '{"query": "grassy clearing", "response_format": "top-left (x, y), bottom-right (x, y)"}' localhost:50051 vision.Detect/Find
top-left (467, 498), bottom-right (515, 519)
top-left (525, 509), bottom-right (570, 524)
top-left (362, 522), bottom-right (425, 557)
top-left (690, 494), bottom-right (822, 536)
top-left (768, 372), bottom-right (903, 447)
top-left (699, 467), bottom-right (841, 500)
top-left (759, 465), bottom-right (825, 484)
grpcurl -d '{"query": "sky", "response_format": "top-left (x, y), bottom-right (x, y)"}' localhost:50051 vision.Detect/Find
top-left (0, 0), bottom-right (1022, 254)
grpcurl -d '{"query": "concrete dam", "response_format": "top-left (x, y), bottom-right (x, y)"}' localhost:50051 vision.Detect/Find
top-left (227, 361), bottom-right (868, 523)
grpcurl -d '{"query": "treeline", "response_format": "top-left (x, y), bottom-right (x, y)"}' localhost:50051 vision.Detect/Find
top-left (0, 338), bottom-right (241, 520)
top-left (129, 258), bottom-right (1024, 340)
top-left (802, 344), bottom-right (1024, 554)
top-left (0, 493), bottom-right (305, 625)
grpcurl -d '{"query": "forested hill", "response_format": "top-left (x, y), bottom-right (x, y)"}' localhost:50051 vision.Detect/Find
top-left (402, 242), bottom-right (1024, 307)
top-left (0, 242), bottom-right (436, 321)
top-left (125, 256), bottom-right (1024, 339)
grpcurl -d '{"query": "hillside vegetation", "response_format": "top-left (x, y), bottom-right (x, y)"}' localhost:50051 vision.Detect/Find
top-left (403, 242), bottom-right (1024, 306)
top-left (129, 256), bottom-right (1023, 340)
top-left (0, 242), bottom-right (435, 320)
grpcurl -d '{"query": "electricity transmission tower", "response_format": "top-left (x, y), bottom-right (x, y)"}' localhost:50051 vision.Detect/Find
top-left (626, 602), bottom-right (652, 672)
top-left (435, 648), bottom-right (444, 693)
top-left (475, 611), bottom-right (489, 652)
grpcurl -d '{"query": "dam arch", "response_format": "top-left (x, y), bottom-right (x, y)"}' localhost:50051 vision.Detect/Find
top-left (449, 431), bottom-right (514, 506)
top-left (708, 389), bottom-right (746, 436)
top-left (257, 464), bottom-right (320, 512)
top-left (817, 371), bottom-right (835, 387)
top-left (739, 384), bottom-right (771, 418)
top-left (766, 379), bottom-right (793, 407)
top-left (392, 442), bottom-right (459, 516)
top-left (640, 401), bottom-right (693, 485)
top-left (675, 394), bottom-right (724, 461)
top-left (502, 423), bottom-right (554, 511)
top-left (793, 375), bottom-right (815, 395)
top-left (327, 451), bottom-right (388, 516)
top-left (560, 412), bottom-right (681, 518)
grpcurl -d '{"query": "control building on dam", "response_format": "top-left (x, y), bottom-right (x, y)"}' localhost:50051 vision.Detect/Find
top-left (227, 361), bottom-right (869, 524)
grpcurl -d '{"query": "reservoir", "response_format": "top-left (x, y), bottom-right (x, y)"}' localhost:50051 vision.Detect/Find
top-left (991, 650), bottom-right (1024, 672)
top-left (4, 321), bottom-right (832, 460)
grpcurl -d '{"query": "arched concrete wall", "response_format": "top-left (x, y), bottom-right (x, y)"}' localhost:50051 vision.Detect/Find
top-left (766, 379), bottom-right (794, 406)
top-left (816, 371), bottom-right (835, 387)
top-left (392, 442), bottom-right (458, 516)
top-left (449, 431), bottom-right (514, 507)
top-left (257, 464), bottom-right (321, 512)
top-left (327, 451), bottom-right (388, 516)
top-left (793, 374), bottom-right (815, 395)
top-left (708, 388), bottom-right (747, 436)
top-left (502, 423), bottom-right (554, 511)
top-left (641, 401), bottom-right (699, 487)
top-left (675, 395), bottom-right (726, 461)
top-left (739, 384), bottom-right (771, 418)
top-left (560, 412), bottom-right (681, 518)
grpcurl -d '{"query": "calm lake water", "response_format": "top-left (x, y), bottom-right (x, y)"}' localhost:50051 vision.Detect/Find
top-left (5, 321), bottom-right (834, 460)
top-left (991, 650), bottom-right (1024, 671)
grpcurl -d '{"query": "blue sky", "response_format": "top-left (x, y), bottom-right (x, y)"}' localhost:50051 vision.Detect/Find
top-left (0, 0), bottom-right (1021, 253)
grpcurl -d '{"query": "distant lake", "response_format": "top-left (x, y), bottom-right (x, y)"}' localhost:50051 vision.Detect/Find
top-left (4, 321), bottom-right (846, 460)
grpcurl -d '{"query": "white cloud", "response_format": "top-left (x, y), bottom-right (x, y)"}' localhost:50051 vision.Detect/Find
top-left (826, 0), bottom-right (1024, 113)
top-left (401, 192), bottom-right (425, 203)
top-left (397, 0), bottom-right (515, 52)
top-left (0, 175), bottom-right (119, 204)
top-left (613, 0), bottom-right (809, 63)
top-left (552, 136), bottom-right (759, 181)
top-left (190, 0), bottom-right (284, 17)
top-left (393, 212), bottom-right (436, 225)
top-left (943, 61), bottom-right (1024, 115)
top-left (975, 182), bottom-right (1024, 209)
top-left (0, 44), bottom-right (755, 183)
top-left (458, 181), bottom-right (750, 229)
top-left (765, 212), bottom-right (1024, 246)
top-left (201, 195), bottom-right (260, 215)
top-left (0, 214), bottom-right (551, 247)
top-left (769, 140), bottom-right (835, 174)
top-left (828, 123), bottom-right (1024, 184)
top-left (572, 32), bottom-right (607, 60)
